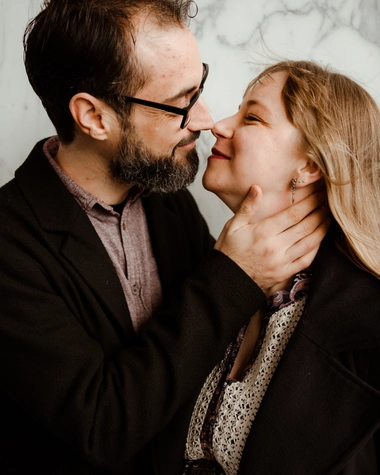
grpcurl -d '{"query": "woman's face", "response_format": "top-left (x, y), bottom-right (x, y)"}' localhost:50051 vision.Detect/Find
top-left (203, 70), bottom-right (307, 220)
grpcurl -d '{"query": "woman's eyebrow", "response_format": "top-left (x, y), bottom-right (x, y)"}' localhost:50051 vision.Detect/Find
top-left (245, 99), bottom-right (272, 117)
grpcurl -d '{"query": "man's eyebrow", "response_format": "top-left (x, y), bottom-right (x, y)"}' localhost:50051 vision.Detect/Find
top-left (163, 84), bottom-right (198, 104)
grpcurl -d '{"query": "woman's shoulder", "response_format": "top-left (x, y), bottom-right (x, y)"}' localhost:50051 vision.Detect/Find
top-left (299, 237), bottom-right (380, 354)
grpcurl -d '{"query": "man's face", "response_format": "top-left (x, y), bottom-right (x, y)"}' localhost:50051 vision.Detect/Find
top-left (110, 123), bottom-right (201, 193)
top-left (109, 20), bottom-right (213, 193)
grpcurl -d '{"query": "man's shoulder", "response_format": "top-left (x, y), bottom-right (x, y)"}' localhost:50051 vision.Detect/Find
top-left (1, 137), bottom-right (49, 183)
top-left (0, 138), bottom-right (77, 233)
top-left (0, 137), bottom-right (49, 200)
top-left (301, 236), bottom-right (380, 353)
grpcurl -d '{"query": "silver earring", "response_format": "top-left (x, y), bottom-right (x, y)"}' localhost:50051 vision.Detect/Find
top-left (291, 178), bottom-right (297, 204)
top-left (298, 180), bottom-right (305, 184)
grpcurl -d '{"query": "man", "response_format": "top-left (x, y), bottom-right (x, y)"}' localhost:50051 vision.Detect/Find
top-left (0, 0), bottom-right (328, 473)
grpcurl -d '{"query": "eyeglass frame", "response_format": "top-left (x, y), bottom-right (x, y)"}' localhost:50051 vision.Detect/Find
top-left (122, 63), bottom-right (209, 129)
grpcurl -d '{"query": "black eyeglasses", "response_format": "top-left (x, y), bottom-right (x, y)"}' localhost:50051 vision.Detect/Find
top-left (123, 63), bottom-right (209, 129)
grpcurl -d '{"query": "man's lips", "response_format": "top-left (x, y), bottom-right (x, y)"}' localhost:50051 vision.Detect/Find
top-left (209, 147), bottom-right (231, 160)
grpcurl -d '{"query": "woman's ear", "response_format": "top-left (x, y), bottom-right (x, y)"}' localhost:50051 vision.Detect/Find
top-left (297, 160), bottom-right (323, 187)
top-left (69, 93), bottom-right (116, 141)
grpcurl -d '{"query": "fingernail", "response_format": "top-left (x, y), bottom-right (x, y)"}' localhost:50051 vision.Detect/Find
top-left (250, 188), bottom-right (257, 198)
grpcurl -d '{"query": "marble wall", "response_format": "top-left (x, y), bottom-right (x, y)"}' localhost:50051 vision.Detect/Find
top-left (1, 0), bottom-right (379, 237)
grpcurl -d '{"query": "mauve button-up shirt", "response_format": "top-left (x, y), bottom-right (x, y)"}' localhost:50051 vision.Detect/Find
top-left (43, 136), bottom-right (163, 332)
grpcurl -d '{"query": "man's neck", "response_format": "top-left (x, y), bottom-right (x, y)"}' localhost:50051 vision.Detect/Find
top-left (54, 137), bottom-right (133, 205)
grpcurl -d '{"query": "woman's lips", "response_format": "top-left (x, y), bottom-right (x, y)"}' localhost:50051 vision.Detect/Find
top-left (209, 147), bottom-right (231, 160)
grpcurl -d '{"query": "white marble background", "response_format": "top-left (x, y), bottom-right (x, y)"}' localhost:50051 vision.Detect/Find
top-left (1, 0), bottom-right (380, 237)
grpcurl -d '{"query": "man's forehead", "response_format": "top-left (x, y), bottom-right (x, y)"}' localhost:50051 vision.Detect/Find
top-left (134, 19), bottom-right (201, 98)
top-left (136, 23), bottom-right (195, 62)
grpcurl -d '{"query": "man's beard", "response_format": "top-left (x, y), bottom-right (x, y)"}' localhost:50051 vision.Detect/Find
top-left (109, 125), bottom-right (200, 194)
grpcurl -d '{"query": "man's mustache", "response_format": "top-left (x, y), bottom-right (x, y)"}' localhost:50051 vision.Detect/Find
top-left (176, 131), bottom-right (201, 148)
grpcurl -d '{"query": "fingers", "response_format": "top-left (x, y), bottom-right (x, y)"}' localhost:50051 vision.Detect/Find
top-left (254, 210), bottom-right (329, 291)
top-left (214, 187), bottom-right (330, 290)
top-left (286, 248), bottom-right (320, 280)
top-left (280, 203), bottom-right (329, 249)
top-left (285, 216), bottom-right (330, 268)
top-left (263, 191), bottom-right (326, 236)
top-left (226, 186), bottom-right (262, 232)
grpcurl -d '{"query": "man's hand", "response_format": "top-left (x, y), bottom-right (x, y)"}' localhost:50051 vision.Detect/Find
top-left (215, 186), bottom-right (330, 295)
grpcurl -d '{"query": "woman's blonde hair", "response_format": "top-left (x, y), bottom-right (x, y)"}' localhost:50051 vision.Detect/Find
top-left (246, 60), bottom-right (380, 278)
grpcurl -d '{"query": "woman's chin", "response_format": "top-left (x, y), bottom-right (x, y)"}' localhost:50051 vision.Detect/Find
top-left (202, 181), bottom-right (243, 213)
top-left (214, 192), bottom-right (240, 214)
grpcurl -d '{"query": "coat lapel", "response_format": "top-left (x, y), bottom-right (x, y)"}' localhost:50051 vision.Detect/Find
top-left (60, 214), bottom-right (135, 338)
top-left (239, 233), bottom-right (380, 474)
top-left (142, 192), bottom-right (195, 305)
top-left (15, 140), bottom-right (134, 339)
top-left (239, 331), bottom-right (380, 475)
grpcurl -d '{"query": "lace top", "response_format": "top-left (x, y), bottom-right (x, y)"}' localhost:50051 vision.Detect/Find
top-left (183, 272), bottom-right (311, 475)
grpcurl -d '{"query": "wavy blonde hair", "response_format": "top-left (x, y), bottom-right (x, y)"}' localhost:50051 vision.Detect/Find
top-left (246, 60), bottom-right (380, 278)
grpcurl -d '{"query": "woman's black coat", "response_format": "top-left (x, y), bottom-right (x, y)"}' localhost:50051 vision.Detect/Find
top-left (153, 231), bottom-right (380, 474)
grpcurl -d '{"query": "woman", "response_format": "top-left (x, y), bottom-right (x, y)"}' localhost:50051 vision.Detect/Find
top-left (152, 60), bottom-right (380, 474)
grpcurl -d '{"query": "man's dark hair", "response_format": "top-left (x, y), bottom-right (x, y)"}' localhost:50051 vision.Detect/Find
top-left (23, 0), bottom-right (196, 143)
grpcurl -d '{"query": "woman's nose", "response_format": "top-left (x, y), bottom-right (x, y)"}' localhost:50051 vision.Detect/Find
top-left (211, 115), bottom-right (235, 139)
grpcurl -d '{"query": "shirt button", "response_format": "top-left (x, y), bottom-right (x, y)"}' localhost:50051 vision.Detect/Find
top-left (132, 285), bottom-right (140, 296)
top-left (122, 222), bottom-right (126, 231)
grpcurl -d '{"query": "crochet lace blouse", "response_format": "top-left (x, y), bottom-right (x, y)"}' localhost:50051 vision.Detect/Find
top-left (183, 272), bottom-right (311, 475)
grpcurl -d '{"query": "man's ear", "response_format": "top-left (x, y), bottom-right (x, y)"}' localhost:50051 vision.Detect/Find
top-left (297, 160), bottom-right (323, 187)
top-left (69, 93), bottom-right (116, 141)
